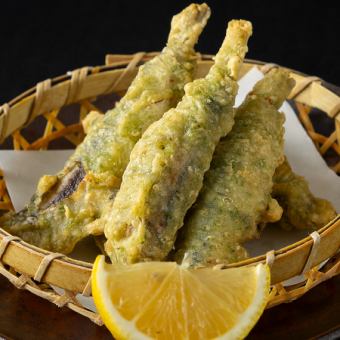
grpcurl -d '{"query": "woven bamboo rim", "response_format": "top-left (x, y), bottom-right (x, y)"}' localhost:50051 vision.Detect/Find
top-left (0, 53), bottom-right (339, 325)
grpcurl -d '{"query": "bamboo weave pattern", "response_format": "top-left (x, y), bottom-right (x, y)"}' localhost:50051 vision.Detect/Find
top-left (0, 54), bottom-right (339, 324)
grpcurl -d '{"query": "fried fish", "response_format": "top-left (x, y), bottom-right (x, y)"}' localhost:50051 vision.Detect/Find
top-left (0, 3), bottom-right (211, 253)
top-left (104, 19), bottom-right (253, 264)
top-left (175, 69), bottom-right (295, 267)
top-left (272, 158), bottom-right (337, 230)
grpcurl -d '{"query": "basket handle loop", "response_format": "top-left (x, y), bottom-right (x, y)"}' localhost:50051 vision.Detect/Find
top-left (34, 252), bottom-right (64, 282)
top-left (0, 234), bottom-right (21, 260)
top-left (65, 67), bottom-right (90, 105)
top-left (302, 231), bottom-right (321, 274)
top-left (265, 250), bottom-right (275, 268)
top-left (26, 79), bottom-right (52, 126)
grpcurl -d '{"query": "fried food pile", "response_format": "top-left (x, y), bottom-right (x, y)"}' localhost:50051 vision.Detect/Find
top-left (0, 3), bottom-right (211, 253)
top-left (0, 3), bottom-right (336, 266)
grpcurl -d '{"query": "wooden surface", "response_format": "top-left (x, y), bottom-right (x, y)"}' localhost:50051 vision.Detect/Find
top-left (0, 274), bottom-right (339, 340)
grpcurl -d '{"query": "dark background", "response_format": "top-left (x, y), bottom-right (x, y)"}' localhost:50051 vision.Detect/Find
top-left (0, 0), bottom-right (339, 103)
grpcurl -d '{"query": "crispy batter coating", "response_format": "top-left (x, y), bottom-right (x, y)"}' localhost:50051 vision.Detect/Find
top-left (104, 20), bottom-right (253, 264)
top-left (175, 69), bottom-right (295, 267)
top-left (0, 4), bottom-right (211, 253)
top-left (272, 159), bottom-right (337, 230)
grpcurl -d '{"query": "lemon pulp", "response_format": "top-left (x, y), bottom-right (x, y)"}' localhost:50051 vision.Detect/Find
top-left (92, 256), bottom-right (270, 339)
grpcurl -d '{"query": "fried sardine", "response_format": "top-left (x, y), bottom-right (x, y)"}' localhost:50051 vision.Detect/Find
top-left (272, 158), bottom-right (336, 230)
top-left (0, 3), bottom-right (211, 253)
top-left (175, 69), bottom-right (295, 267)
top-left (104, 20), bottom-right (253, 264)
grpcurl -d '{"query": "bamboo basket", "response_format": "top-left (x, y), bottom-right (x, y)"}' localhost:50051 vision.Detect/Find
top-left (0, 53), bottom-right (339, 325)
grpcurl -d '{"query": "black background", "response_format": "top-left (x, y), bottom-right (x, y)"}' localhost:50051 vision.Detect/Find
top-left (0, 0), bottom-right (339, 103)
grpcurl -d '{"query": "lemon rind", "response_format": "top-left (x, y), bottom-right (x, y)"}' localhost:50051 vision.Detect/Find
top-left (217, 264), bottom-right (270, 340)
top-left (92, 255), bottom-right (151, 340)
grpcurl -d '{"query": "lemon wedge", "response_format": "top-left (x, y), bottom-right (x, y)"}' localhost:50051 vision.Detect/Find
top-left (92, 256), bottom-right (270, 339)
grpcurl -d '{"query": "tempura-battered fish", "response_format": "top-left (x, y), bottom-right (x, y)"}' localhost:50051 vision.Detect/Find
top-left (272, 158), bottom-right (336, 230)
top-left (105, 20), bottom-right (253, 264)
top-left (175, 69), bottom-right (295, 267)
top-left (0, 3), bottom-right (211, 253)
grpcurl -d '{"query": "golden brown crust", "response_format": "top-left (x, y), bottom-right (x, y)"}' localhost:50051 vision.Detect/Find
top-left (175, 69), bottom-right (294, 267)
top-left (272, 159), bottom-right (337, 230)
top-left (104, 20), bottom-right (252, 264)
top-left (0, 4), bottom-right (210, 253)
